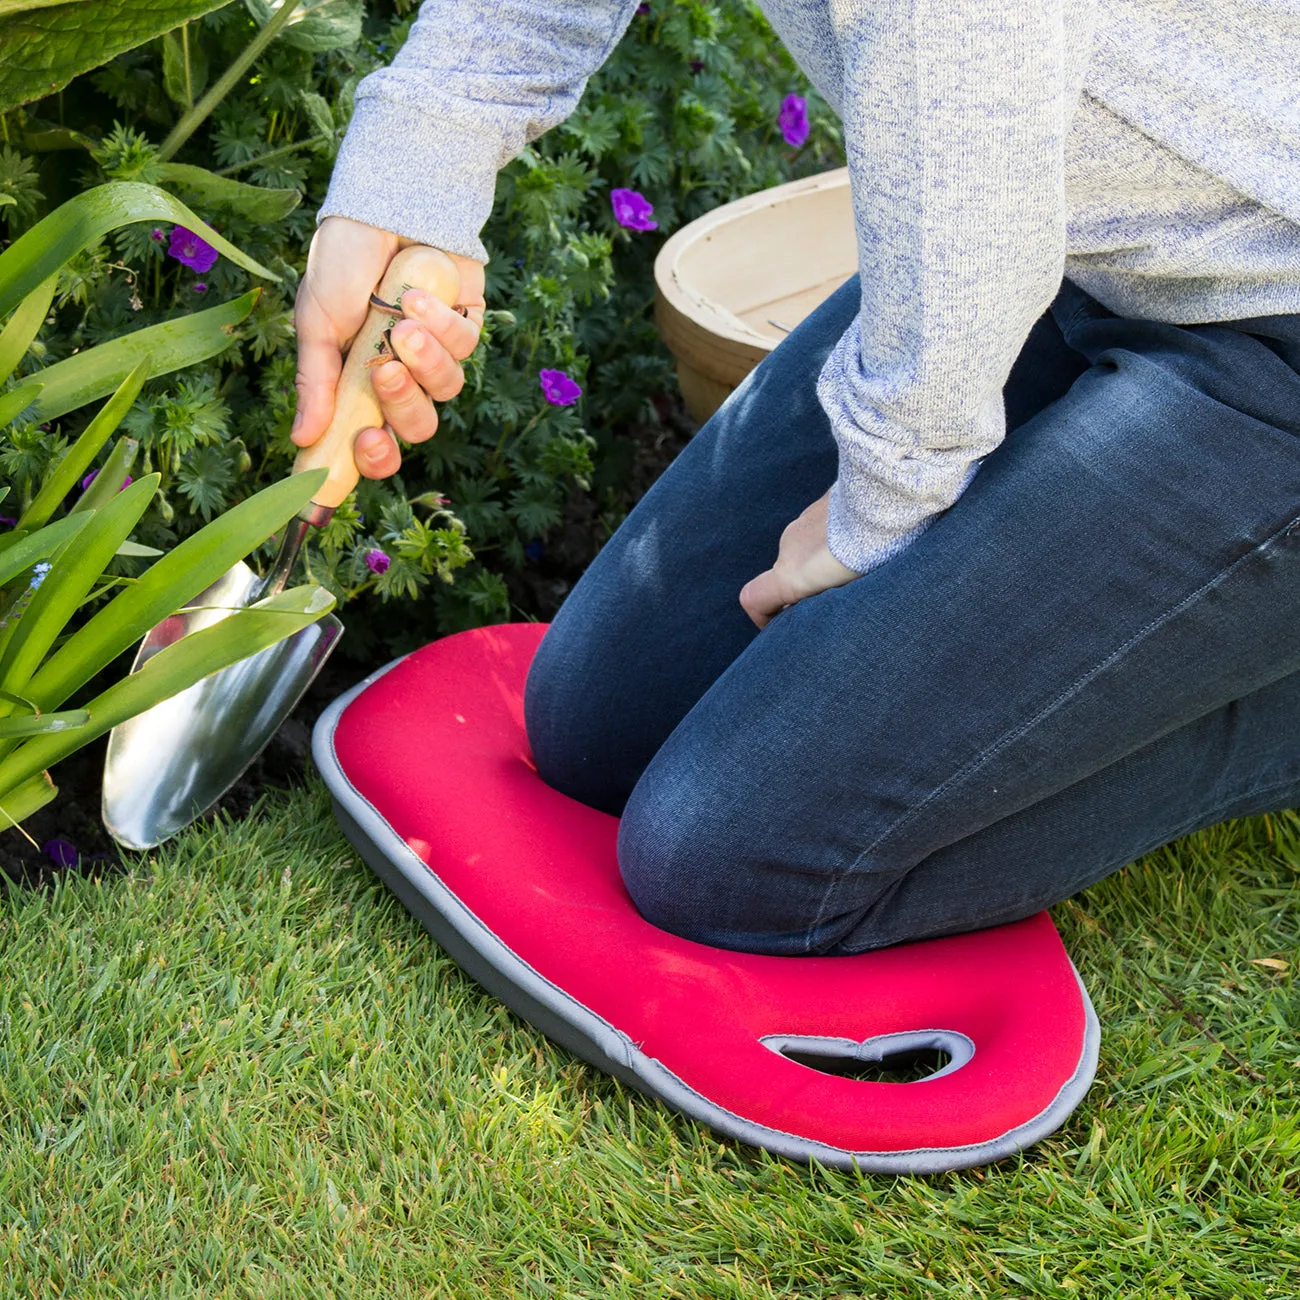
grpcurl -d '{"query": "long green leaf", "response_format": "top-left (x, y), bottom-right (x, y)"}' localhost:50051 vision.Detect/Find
top-left (0, 513), bottom-right (89, 588)
top-left (0, 182), bottom-right (276, 319)
top-left (69, 437), bottom-right (139, 515)
top-left (154, 163), bottom-right (301, 223)
top-left (16, 360), bottom-right (149, 531)
top-left (0, 272), bottom-right (57, 385)
top-left (0, 475), bottom-right (159, 705)
top-left (0, 708), bottom-right (88, 739)
top-left (25, 469), bottom-right (327, 711)
top-left (0, 770), bottom-right (55, 830)
top-left (25, 290), bottom-right (258, 423)
top-left (0, 383), bottom-right (42, 428)
top-left (0, 584), bottom-right (334, 799)
top-left (0, 1), bottom-right (234, 116)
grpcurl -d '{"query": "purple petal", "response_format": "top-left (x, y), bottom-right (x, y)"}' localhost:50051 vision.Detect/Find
top-left (610, 187), bottom-right (658, 233)
top-left (42, 838), bottom-right (80, 868)
top-left (365, 548), bottom-right (391, 575)
top-left (778, 94), bottom-right (810, 148)
top-left (167, 225), bottom-right (220, 274)
top-left (538, 368), bottom-right (583, 407)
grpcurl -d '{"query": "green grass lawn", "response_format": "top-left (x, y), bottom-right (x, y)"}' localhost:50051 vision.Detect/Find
top-left (1, 784), bottom-right (1296, 1298)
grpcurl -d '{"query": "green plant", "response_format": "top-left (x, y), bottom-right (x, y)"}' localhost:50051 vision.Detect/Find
top-left (2, 0), bottom-right (846, 657)
top-left (0, 177), bottom-right (335, 831)
top-left (0, 467), bottom-right (333, 831)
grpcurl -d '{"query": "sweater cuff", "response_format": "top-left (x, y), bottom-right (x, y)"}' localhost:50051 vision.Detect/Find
top-left (317, 95), bottom-right (501, 265)
top-left (824, 455), bottom-right (981, 576)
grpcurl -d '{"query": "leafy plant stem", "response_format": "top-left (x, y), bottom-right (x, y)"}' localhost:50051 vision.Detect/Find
top-left (156, 0), bottom-right (300, 163)
top-left (214, 134), bottom-right (328, 177)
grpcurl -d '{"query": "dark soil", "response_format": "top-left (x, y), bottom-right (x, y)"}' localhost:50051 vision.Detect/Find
top-left (1, 396), bottom-right (698, 891)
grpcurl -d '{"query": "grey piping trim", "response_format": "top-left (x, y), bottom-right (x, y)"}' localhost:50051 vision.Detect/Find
top-left (313, 661), bottom-right (1101, 1174)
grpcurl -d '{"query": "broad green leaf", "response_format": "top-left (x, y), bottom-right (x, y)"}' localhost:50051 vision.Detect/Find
top-left (0, 583), bottom-right (335, 798)
top-left (0, 383), bottom-right (42, 428)
top-left (155, 163), bottom-right (300, 223)
top-left (0, 708), bottom-right (88, 739)
top-left (0, 512), bottom-right (89, 588)
top-left (25, 290), bottom-right (258, 423)
top-left (116, 540), bottom-right (164, 558)
top-left (0, 271), bottom-right (56, 384)
top-left (245, 0), bottom-right (361, 52)
top-left (17, 125), bottom-right (94, 152)
top-left (162, 25), bottom-right (209, 108)
top-left (17, 359), bottom-right (149, 531)
top-left (0, 474), bottom-right (159, 705)
top-left (0, 182), bottom-right (277, 319)
top-left (26, 469), bottom-right (327, 711)
top-left (69, 437), bottom-right (139, 515)
top-left (0, 1), bottom-right (233, 116)
top-left (298, 90), bottom-right (334, 139)
top-left (0, 1), bottom-right (90, 14)
top-left (0, 770), bottom-right (55, 830)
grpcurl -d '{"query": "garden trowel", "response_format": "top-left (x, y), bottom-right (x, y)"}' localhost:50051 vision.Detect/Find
top-left (102, 245), bottom-right (462, 850)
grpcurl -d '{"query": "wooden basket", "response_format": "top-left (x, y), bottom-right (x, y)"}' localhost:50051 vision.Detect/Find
top-left (653, 168), bottom-right (855, 423)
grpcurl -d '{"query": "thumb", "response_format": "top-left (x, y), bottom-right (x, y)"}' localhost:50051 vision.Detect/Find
top-left (739, 567), bottom-right (792, 630)
top-left (291, 294), bottom-right (342, 449)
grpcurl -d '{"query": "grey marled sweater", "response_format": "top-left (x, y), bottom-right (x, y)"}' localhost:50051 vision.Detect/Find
top-left (319, 0), bottom-right (1300, 574)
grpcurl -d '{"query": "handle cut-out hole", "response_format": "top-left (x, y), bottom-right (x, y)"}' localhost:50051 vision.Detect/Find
top-left (760, 1030), bottom-right (975, 1084)
top-left (781, 1045), bottom-right (950, 1083)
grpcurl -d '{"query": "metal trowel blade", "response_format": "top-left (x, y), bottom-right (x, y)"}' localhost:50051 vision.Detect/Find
top-left (101, 560), bottom-right (343, 851)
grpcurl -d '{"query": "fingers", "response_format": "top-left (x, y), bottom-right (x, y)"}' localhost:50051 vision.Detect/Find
top-left (354, 425), bottom-right (402, 479)
top-left (389, 319), bottom-right (465, 403)
top-left (372, 358), bottom-right (439, 445)
top-left (738, 568), bottom-right (796, 630)
top-left (400, 288), bottom-right (481, 361)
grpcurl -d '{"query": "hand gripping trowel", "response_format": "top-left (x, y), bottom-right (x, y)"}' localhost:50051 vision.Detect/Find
top-left (102, 245), bottom-right (461, 850)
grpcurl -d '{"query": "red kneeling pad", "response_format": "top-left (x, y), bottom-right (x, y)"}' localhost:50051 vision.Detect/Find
top-left (314, 624), bottom-right (1098, 1172)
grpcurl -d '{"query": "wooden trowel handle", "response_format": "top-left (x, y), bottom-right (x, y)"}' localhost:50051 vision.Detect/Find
top-left (292, 245), bottom-right (462, 518)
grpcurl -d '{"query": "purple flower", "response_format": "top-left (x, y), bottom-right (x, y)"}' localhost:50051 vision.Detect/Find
top-left (365, 548), bottom-right (390, 575)
top-left (778, 94), bottom-right (810, 148)
top-left (81, 470), bottom-right (134, 491)
top-left (0, 515), bottom-right (16, 528)
top-left (690, 60), bottom-right (704, 73)
top-left (150, 227), bottom-right (166, 242)
top-left (610, 187), bottom-right (658, 232)
top-left (524, 540), bottom-right (546, 561)
top-left (43, 838), bottom-right (79, 868)
top-left (192, 282), bottom-right (208, 294)
top-left (167, 226), bottom-right (219, 274)
top-left (539, 369), bottom-right (582, 407)
top-left (636, 2), bottom-right (650, 12)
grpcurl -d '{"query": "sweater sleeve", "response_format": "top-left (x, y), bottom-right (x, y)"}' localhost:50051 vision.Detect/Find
top-left (817, 0), bottom-right (1097, 574)
top-left (316, 0), bottom-right (643, 263)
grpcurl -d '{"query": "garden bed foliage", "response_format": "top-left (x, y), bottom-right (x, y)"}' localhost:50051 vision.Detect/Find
top-left (2, 0), bottom-right (845, 662)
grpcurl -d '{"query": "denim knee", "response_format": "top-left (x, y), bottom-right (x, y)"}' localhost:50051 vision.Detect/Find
top-left (523, 623), bottom-right (629, 815)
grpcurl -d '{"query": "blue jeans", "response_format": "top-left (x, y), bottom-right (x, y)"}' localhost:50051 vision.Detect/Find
top-left (523, 277), bottom-right (1300, 955)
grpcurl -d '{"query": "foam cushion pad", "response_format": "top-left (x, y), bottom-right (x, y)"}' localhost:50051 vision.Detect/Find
top-left (314, 624), bottom-right (1099, 1173)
